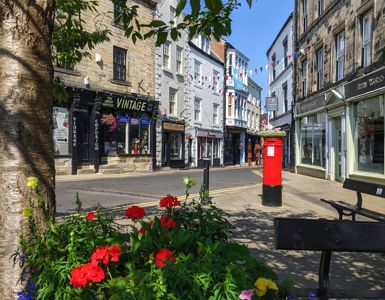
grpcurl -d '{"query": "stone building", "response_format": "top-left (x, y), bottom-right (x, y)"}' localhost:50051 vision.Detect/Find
top-left (154, 0), bottom-right (189, 169)
top-left (246, 78), bottom-right (262, 165)
top-left (186, 36), bottom-right (225, 168)
top-left (267, 13), bottom-right (294, 169)
top-left (294, 0), bottom-right (385, 184)
top-left (53, 0), bottom-right (157, 175)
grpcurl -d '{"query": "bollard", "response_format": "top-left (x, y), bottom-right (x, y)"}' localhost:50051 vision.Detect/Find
top-left (203, 158), bottom-right (210, 194)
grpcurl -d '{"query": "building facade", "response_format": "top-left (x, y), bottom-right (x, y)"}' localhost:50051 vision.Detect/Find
top-left (294, 0), bottom-right (385, 184)
top-left (186, 36), bottom-right (225, 168)
top-left (224, 45), bottom-right (250, 166)
top-left (53, 0), bottom-right (157, 175)
top-left (154, 0), bottom-right (189, 169)
top-left (267, 13), bottom-right (294, 169)
top-left (246, 78), bottom-right (262, 165)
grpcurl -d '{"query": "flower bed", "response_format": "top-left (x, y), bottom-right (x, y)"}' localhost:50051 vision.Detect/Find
top-left (15, 177), bottom-right (292, 300)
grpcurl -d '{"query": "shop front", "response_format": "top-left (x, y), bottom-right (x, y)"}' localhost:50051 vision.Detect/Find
top-left (53, 88), bottom-right (158, 175)
top-left (295, 94), bottom-right (327, 179)
top-left (345, 67), bottom-right (385, 184)
top-left (224, 127), bottom-right (246, 165)
top-left (162, 120), bottom-right (185, 168)
top-left (196, 130), bottom-right (223, 168)
top-left (270, 111), bottom-right (293, 169)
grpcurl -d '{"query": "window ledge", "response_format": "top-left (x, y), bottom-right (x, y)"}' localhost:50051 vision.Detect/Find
top-left (163, 68), bottom-right (173, 75)
top-left (111, 22), bottom-right (125, 30)
top-left (194, 84), bottom-right (202, 89)
top-left (176, 72), bottom-right (184, 78)
top-left (297, 164), bottom-right (325, 171)
top-left (54, 67), bottom-right (81, 76)
top-left (110, 79), bottom-right (132, 87)
top-left (350, 171), bottom-right (385, 180)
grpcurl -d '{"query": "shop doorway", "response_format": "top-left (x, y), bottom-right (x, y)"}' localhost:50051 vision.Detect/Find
top-left (77, 109), bottom-right (90, 163)
top-left (333, 117), bottom-right (342, 181)
top-left (232, 134), bottom-right (240, 165)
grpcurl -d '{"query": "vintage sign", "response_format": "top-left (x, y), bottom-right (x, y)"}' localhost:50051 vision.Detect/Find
top-left (163, 122), bottom-right (185, 132)
top-left (345, 68), bottom-right (385, 99)
top-left (53, 107), bottom-right (70, 155)
top-left (296, 94), bottom-right (325, 115)
top-left (266, 97), bottom-right (278, 111)
top-left (102, 95), bottom-right (156, 113)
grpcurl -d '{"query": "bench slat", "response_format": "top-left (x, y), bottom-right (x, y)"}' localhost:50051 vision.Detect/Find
top-left (343, 178), bottom-right (385, 198)
top-left (274, 218), bottom-right (385, 252)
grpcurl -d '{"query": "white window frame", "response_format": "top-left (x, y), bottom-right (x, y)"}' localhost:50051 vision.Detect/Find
top-left (362, 12), bottom-right (373, 67)
top-left (194, 60), bottom-right (201, 82)
top-left (169, 88), bottom-right (177, 116)
top-left (194, 97), bottom-right (201, 121)
top-left (213, 70), bottom-right (220, 93)
top-left (336, 32), bottom-right (345, 81)
top-left (163, 41), bottom-right (171, 69)
top-left (213, 103), bottom-right (219, 125)
top-left (176, 46), bottom-right (183, 74)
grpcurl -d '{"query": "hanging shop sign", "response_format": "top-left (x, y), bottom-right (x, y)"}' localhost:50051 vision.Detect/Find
top-left (163, 122), bottom-right (185, 132)
top-left (197, 130), bottom-right (223, 139)
top-left (53, 107), bottom-right (70, 155)
top-left (266, 97), bottom-right (278, 111)
top-left (345, 68), bottom-right (385, 99)
top-left (102, 95), bottom-right (156, 113)
top-left (296, 94), bottom-right (325, 115)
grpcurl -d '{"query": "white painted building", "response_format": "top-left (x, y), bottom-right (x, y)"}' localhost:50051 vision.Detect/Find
top-left (186, 36), bottom-right (225, 168)
top-left (224, 44), bottom-right (249, 166)
top-left (155, 0), bottom-right (189, 169)
top-left (266, 12), bottom-right (294, 169)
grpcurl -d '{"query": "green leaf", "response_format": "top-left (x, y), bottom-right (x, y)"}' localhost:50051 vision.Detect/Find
top-left (155, 31), bottom-right (168, 47)
top-left (176, 0), bottom-right (187, 16)
top-left (246, 0), bottom-right (253, 8)
top-left (149, 20), bottom-right (166, 27)
top-left (205, 0), bottom-right (223, 13)
top-left (190, 0), bottom-right (201, 18)
top-left (23, 207), bottom-right (33, 217)
top-left (170, 28), bottom-right (179, 41)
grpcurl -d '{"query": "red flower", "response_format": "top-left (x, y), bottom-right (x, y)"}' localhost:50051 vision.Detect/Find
top-left (108, 245), bottom-right (121, 263)
top-left (69, 262), bottom-right (105, 288)
top-left (124, 205), bottom-right (145, 220)
top-left (160, 215), bottom-right (177, 230)
top-left (86, 212), bottom-right (95, 220)
top-left (91, 246), bottom-right (109, 264)
top-left (138, 227), bottom-right (145, 235)
top-left (159, 195), bottom-right (180, 208)
top-left (155, 248), bottom-right (176, 267)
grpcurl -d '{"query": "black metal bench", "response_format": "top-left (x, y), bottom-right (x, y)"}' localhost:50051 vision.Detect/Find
top-left (274, 218), bottom-right (385, 299)
top-left (321, 178), bottom-right (385, 222)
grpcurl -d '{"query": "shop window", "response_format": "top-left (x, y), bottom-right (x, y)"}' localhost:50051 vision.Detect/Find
top-left (300, 113), bottom-right (326, 167)
top-left (361, 12), bottom-right (373, 67)
top-left (113, 46), bottom-right (127, 81)
top-left (169, 132), bottom-right (183, 160)
top-left (163, 42), bottom-right (171, 69)
top-left (213, 139), bottom-right (220, 159)
top-left (335, 32), bottom-right (345, 81)
top-left (353, 97), bottom-right (384, 174)
top-left (101, 113), bottom-right (151, 156)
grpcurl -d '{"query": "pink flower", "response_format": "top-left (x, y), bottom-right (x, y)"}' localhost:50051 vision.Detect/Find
top-left (239, 289), bottom-right (254, 300)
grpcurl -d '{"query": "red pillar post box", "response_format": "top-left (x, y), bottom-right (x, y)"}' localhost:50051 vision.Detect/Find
top-left (262, 136), bottom-right (283, 206)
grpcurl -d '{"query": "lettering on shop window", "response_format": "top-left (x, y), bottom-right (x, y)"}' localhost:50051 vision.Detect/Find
top-left (94, 119), bottom-right (99, 151)
top-left (72, 116), bottom-right (77, 148)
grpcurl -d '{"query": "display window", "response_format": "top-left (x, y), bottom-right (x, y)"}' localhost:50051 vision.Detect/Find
top-left (198, 137), bottom-right (220, 159)
top-left (101, 112), bottom-right (151, 156)
top-left (353, 96), bottom-right (384, 174)
top-left (300, 112), bottom-right (326, 167)
top-left (169, 133), bottom-right (183, 160)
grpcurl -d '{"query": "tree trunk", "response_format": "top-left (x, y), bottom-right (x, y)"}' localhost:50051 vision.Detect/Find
top-left (0, 1), bottom-right (55, 298)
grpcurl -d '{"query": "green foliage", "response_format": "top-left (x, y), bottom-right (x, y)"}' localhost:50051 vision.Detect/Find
top-left (15, 179), bottom-right (290, 299)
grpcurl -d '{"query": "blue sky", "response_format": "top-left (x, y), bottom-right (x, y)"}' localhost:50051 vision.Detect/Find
top-left (226, 0), bottom-right (294, 110)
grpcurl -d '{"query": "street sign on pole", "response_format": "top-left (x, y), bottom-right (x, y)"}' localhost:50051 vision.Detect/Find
top-left (266, 97), bottom-right (278, 111)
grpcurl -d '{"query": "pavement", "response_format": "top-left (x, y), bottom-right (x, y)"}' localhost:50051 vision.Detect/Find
top-left (58, 168), bottom-right (385, 298)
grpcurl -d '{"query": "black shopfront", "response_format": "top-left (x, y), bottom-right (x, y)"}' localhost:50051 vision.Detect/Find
top-left (162, 120), bottom-right (185, 168)
top-left (64, 89), bottom-right (158, 174)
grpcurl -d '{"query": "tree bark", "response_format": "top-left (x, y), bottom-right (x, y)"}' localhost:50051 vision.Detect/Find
top-left (0, 1), bottom-right (55, 298)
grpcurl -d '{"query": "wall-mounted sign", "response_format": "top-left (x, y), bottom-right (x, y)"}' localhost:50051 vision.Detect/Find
top-left (266, 97), bottom-right (278, 111)
top-left (163, 122), bottom-right (185, 132)
top-left (345, 68), bottom-right (385, 99)
top-left (102, 95), bottom-right (156, 113)
top-left (296, 94), bottom-right (325, 115)
top-left (53, 107), bottom-right (70, 155)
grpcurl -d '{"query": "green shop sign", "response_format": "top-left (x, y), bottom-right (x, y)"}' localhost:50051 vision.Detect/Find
top-left (102, 95), bottom-right (155, 113)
